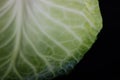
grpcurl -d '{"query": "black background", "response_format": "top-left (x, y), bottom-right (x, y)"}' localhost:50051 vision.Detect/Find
top-left (53, 0), bottom-right (120, 80)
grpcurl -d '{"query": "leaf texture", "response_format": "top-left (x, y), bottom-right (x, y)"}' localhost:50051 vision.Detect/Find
top-left (0, 0), bottom-right (102, 80)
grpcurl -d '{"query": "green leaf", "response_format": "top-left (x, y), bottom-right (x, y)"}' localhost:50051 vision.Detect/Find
top-left (0, 0), bottom-right (102, 80)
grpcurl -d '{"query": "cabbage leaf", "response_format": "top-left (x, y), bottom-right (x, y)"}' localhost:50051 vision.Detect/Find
top-left (0, 0), bottom-right (102, 80)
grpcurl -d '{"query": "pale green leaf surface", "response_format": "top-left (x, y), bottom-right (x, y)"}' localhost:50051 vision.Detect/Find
top-left (0, 0), bottom-right (102, 80)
